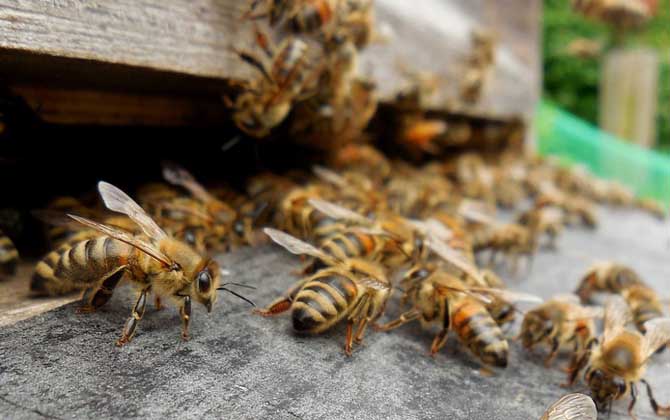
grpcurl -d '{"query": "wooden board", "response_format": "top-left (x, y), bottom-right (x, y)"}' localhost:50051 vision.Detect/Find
top-left (0, 0), bottom-right (541, 124)
top-left (0, 262), bottom-right (78, 327)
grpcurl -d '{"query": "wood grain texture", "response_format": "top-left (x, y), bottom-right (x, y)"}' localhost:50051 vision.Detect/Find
top-left (0, 263), bottom-right (78, 327)
top-left (362, 0), bottom-right (542, 119)
top-left (0, 0), bottom-right (253, 81)
top-left (0, 0), bottom-right (541, 121)
top-left (11, 85), bottom-right (229, 126)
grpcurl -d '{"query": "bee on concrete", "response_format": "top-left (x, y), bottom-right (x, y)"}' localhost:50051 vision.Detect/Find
top-left (575, 262), bottom-right (664, 334)
top-left (519, 294), bottom-right (602, 368)
top-left (255, 228), bottom-right (391, 356)
top-left (31, 182), bottom-right (252, 346)
top-left (567, 296), bottom-right (670, 416)
top-left (376, 264), bottom-right (539, 368)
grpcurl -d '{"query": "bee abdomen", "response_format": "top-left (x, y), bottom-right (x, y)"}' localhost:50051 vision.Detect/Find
top-left (31, 236), bottom-right (131, 296)
top-left (292, 274), bottom-right (357, 333)
top-left (453, 304), bottom-right (508, 367)
top-left (0, 232), bottom-right (19, 276)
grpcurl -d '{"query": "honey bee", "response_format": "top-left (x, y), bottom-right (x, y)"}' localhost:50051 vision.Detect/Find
top-left (575, 262), bottom-right (664, 333)
top-left (31, 182), bottom-right (253, 346)
top-left (519, 294), bottom-right (602, 367)
top-left (459, 201), bottom-right (535, 269)
top-left (536, 185), bottom-right (598, 229)
top-left (517, 206), bottom-right (565, 249)
top-left (329, 143), bottom-right (391, 181)
top-left (376, 264), bottom-right (538, 368)
top-left (306, 198), bottom-right (432, 267)
top-left (245, 0), bottom-right (336, 34)
top-left (460, 30), bottom-right (495, 104)
top-left (635, 197), bottom-right (666, 220)
top-left (162, 164), bottom-right (237, 250)
top-left (540, 393), bottom-right (597, 420)
top-left (255, 228), bottom-right (391, 356)
top-left (567, 296), bottom-right (670, 416)
top-left (226, 31), bottom-right (321, 137)
top-left (38, 196), bottom-right (99, 248)
top-left (0, 229), bottom-right (18, 277)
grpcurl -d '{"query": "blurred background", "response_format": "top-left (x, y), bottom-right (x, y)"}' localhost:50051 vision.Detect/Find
top-left (543, 0), bottom-right (668, 150)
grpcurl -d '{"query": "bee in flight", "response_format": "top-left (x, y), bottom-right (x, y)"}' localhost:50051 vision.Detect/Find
top-left (31, 182), bottom-right (253, 346)
top-left (540, 393), bottom-right (596, 420)
top-left (255, 227), bottom-right (391, 356)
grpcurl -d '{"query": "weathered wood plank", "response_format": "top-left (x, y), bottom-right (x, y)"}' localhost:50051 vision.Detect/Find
top-left (11, 85), bottom-right (229, 126)
top-left (361, 0), bottom-right (542, 119)
top-left (0, 1), bottom-right (541, 122)
top-left (0, 263), bottom-right (78, 327)
top-left (0, 0), bottom-right (253, 81)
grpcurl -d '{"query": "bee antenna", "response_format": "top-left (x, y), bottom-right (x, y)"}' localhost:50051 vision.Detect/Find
top-left (221, 282), bottom-right (257, 290)
top-left (218, 287), bottom-right (255, 307)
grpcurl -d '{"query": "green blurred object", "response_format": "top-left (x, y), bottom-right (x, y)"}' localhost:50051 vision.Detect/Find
top-left (542, 0), bottom-right (670, 151)
top-left (536, 101), bottom-right (670, 201)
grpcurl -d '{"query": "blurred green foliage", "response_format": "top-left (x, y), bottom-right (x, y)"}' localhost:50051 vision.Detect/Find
top-left (543, 0), bottom-right (670, 150)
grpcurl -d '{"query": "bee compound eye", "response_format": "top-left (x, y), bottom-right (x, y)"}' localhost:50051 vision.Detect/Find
top-left (197, 270), bottom-right (212, 294)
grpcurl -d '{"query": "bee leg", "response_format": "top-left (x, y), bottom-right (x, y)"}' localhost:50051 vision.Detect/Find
top-left (561, 339), bottom-right (596, 388)
top-left (627, 382), bottom-right (637, 419)
top-left (344, 320), bottom-right (354, 356)
top-left (544, 337), bottom-right (560, 367)
top-left (641, 379), bottom-right (670, 415)
top-left (154, 295), bottom-right (164, 311)
top-left (373, 309), bottom-right (421, 332)
top-left (353, 318), bottom-right (369, 344)
top-left (344, 295), bottom-right (371, 355)
top-left (253, 277), bottom-right (309, 316)
top-left (116, 286), bottom-right (151, 347)
top-left (76, 267), bottom-right (126, 314)
top-left (179, 295), bottom-right (192, 341)
top-left (429, 328), bottom-right (449, 356)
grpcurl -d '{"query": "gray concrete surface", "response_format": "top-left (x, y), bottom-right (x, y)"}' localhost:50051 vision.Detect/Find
top-left (1, 206), bottom-right (669, 419)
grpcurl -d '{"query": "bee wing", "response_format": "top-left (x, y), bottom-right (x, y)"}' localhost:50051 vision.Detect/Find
top-left (552, 293), bottom-right (581, 304)
top-left (356, 277), bottom-right (390, 291)
top-left (567, 305), bottom-right (604, 321)
top-left (263, 228), bottom-right (332, 262)
top-left (32, 209), bottom-right (83, 228)
top-left (307, 198), bottom-right (370, 225)
top-left (68, 214), bottom-right (174, 267)
top-left (98, 181), bottom-right (168, 241)
top-left (410, 218), bottom-right (454, 242)
top-left (540, 393), bottom-right (597, 420)
top-left (312, 165), bottom-right (349, 188)
top-left (434, 284), bottom-right (493, 305)
top-left (426, 237), bottom-right (485, 286)
top-left (469, 287), bottom-right (543, 305)
top-left (602, 295), bottom-right (632, 345)
top-left (458, 200), bottom-right (496, 225)
top-left (642, 318), bottom-right (670, 360)
top-left (162, 163), bottom-right (214, 204)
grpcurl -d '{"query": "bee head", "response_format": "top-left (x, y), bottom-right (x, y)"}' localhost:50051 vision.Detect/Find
top-left (192, 259), bottom-right (221, 313)
top-left (520, 312), bottom-right (553, 348)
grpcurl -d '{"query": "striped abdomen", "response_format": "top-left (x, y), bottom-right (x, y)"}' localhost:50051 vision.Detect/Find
top-left (623, 284), bottom-right (664, 332)
top-left (292, 271), bottom-right (358, 334)
top-left (0, 231), bottom-right (18, 276)
top-left (451, 299), bottom-right (508, 367)
top-left (31, 236), bottom-right (132, 296)
top-left (320, 231), bottom-right (379, 261)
